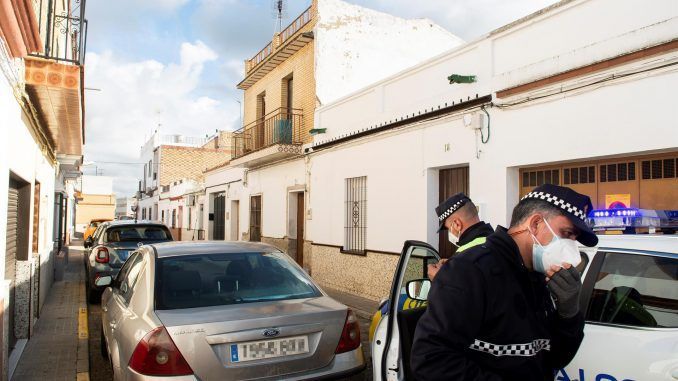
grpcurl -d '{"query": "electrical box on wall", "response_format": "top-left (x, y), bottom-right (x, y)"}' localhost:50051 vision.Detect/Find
top-left (463, 113), bottom-right (485, 130)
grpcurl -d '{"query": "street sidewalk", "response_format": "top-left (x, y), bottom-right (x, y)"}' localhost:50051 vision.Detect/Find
top-left (323, 287), bottom-right (380, 319)
top-left (12, 240), bottom-right (89, 381)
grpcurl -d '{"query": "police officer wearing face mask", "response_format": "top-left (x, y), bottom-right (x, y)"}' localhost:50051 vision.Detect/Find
top-left (428, 193), bottom-right (494, 280)
top-left (412, 184), bottom-right (595, 380)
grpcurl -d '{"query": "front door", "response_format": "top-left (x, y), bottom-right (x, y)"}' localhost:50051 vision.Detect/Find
top-left (250, 195), bottom-right (262, 242)
top-left (373, 241), bottom-right (440, 381)
top-left (296, 192), bottom-right (305, 266)
top-left (438, 167), bottom-right (469, 258)
top-left (213, 193), bottom-right (225, 240)
top-left (230, 200), bottom-right (240, 241)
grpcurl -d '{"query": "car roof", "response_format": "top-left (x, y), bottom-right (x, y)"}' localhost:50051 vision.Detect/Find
top-left (105, 220), bottom-right (166, 227)
top-left (150, 241), bottom-right (281, 258)
top-left (589, 234), bottom-right (678, 255)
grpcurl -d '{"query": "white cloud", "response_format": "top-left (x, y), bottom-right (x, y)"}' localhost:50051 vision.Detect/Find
top-left (83, 41), bottom-right (237, 197)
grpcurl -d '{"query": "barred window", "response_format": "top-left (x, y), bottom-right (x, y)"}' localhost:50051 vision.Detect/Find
top-left (344, 176), bottom-right (367, 254)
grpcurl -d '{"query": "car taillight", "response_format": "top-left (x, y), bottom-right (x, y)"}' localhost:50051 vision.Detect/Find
top-left (335, 309), bottom-right (361, 354)
top-left (129, 326), bottom-right (193, 376)
top-left (95, 247), bottom-right (109, 263)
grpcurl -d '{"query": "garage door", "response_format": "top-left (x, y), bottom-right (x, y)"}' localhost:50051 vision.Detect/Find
top-left (5, 180), bottom-right (19, 351)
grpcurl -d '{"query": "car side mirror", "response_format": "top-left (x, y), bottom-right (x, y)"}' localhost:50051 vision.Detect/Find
top-left (406, 279), bottom-right (431, 301)
top-left (95, 276), bottom-right (112, 287)
top-left (84, 237), bottom-right (93, 248)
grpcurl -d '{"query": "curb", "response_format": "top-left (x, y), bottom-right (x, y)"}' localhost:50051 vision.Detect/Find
top-left (75, 245), bottom-right (90, 381)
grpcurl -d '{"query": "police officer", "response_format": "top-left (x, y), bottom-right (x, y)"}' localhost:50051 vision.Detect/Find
top-left (369, 193), bottom-right (492, 340)
top-left (411, 184), bottom-right (595, 380)
top-left (429, 193), bottom-right (494, 279)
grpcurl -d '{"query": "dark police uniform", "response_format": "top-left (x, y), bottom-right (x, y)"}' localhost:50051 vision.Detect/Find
top-left (453, 221), bottom-right (494, 254)
top-left (411, 227), bottom-right (585, 380)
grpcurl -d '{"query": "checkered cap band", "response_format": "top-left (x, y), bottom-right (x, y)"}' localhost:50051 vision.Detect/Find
top-left (521, 191), bottom-right (587, 221)
top-left (438, 200), bottom-right (466, 221)
top-left (469, 338), bottom-right (551, 357)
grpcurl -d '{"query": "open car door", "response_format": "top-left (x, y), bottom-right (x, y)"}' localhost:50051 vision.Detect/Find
top-left (373, 240), bottom-right (440, 381)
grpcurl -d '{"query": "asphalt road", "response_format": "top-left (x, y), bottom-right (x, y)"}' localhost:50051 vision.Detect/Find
top-left (88, 304), bottom-right (373, 381)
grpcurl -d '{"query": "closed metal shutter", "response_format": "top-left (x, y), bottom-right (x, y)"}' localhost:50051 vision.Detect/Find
top-left (213, 193), bottom-right (226, 240)
top-left (5, 180), bottom-right (19, 350)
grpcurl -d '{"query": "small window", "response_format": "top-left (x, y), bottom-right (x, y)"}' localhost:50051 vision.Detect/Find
top-left (344, 176), bottom-right (367, 254)
top-left (642, 160), bottom-right (651, 179)
top-left (618, 163), bottom-right (628, 181)
top-left (536, 171), bottom-right (544, 186)
top-left (586, 252), bottom-right (678, 328)
top-left (600, 165), bottom-right (607, 182)
top-left (563, 169), bottom-right (570, 185)
top-left (529, 172), bottom-right (537, 187)
top-left (522, 172), bottom-right (529, 187)
top-left (628, 162), bottom-right (636, 180)
top-left (652, 160), bottom-right (662, 179)
top-left (663, 159), bottom-right (675, 179)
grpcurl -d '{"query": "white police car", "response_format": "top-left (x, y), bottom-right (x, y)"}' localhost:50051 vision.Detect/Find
top-left (371, 210), bottom-right (678, 381)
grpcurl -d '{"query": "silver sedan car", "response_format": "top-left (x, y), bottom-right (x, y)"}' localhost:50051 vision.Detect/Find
top-left (98, 241), bottom-right (366, 380)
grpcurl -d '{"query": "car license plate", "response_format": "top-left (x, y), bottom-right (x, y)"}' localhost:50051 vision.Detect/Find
top-left (230, 335), bottom-right (308, 363)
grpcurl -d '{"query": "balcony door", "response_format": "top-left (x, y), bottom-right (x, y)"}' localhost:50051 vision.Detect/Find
top-left (256, 92), bottom-right (266, 150)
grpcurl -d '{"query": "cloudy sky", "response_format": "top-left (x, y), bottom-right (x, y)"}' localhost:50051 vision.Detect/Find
top-left (84, 0), bottom-right (556, 197)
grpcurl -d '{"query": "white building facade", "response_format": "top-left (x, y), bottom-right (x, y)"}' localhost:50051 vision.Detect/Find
top-left (307, 0), bottom-right (678, 300)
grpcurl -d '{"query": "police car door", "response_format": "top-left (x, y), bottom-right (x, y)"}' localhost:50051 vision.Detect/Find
top-left (559, 249), bottom-right (678, 381)
top-left (374, 240), bottom-right (439, 381)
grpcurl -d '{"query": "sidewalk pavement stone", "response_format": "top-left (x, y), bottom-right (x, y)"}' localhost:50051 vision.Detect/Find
top-left (12, 242), bottom-right (89, 381)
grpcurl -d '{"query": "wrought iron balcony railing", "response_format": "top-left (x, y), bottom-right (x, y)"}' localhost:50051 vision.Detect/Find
top-left (232, 107), bottom-right (304, 160)
top-left (30, 0), bottom-right (88, 65)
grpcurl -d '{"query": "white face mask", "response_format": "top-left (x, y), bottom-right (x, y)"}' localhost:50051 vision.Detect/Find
top-left (530, 218), bottom-right (581, 274)
top-left (448, 228), bottom-right (460, 247)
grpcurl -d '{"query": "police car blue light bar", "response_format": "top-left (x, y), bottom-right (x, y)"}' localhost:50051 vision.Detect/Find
top-left (587, 208), bottom-right (678, 233)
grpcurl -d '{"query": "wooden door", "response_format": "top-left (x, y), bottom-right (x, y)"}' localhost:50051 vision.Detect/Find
top-left (296, 192), bottom-right (304, 266)
top-left (438, 167), bottom-right (469, 258)
top-left (250, 196), bottom-right (262, 242)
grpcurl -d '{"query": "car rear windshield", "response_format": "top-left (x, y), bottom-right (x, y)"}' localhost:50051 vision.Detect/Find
top-left (106, 225), bottom-right (171, 242)
top-left (155, 252), bottom-right (321, 310)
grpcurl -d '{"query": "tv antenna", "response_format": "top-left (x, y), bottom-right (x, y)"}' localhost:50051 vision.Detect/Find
top-left (272, 0), bottom-right (287, 33)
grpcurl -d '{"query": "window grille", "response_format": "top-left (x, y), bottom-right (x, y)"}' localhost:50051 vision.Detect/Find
top-left (344, 177), bottom-right (367, 254)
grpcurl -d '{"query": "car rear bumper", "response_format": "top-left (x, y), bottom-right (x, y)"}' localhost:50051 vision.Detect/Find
top-left (285, 345), bottom-right (366, 381)
top-left (125, 368), bottom-right (198, 380)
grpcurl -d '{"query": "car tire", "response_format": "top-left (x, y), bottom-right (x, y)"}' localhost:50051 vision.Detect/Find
top-left (100, 325), bottom-right (108, 358)
top-left (87, 285), bottom-right (101, 304)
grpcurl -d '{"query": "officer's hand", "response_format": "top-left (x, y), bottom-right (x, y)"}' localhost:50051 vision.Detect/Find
top-left (545, 263), bottom-right (582, 319)
top-left (427, 259), bottom-right (448, 281)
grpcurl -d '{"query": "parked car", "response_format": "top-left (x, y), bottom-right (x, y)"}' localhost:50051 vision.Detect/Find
top-left (84, 218), bottom-right (112, 241)
top-left (85, 220), bottom-right (173, 303)
top-left (371, 235), bottom-right (678, 381)
top-left (97, 241), bottom-right (366, 380)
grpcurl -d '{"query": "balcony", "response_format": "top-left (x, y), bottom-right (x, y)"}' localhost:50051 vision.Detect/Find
top-left (231, 108), bottom-right (304, 167)
top-left (24, 0), bottom-right (87, 158)
top-left (238, 4), bottom-right (315, 90)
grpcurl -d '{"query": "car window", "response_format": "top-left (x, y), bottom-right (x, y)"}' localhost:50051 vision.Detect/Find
top-left (106, 225), bottom-right (171, 242)
top-left (585, 251), bottom-right (678, 328)
top-left (115, 252), bottom-right (138, 291)
top-left (400, 246), bottom-right (438, 303)
top-left (155, 252), bottom-right (321, 310)
top-left (117, 253), bottom-right (144, 303)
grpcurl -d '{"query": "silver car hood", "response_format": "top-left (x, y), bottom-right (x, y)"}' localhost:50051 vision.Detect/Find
top-left (155, 296), bottom-right (348, 380)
